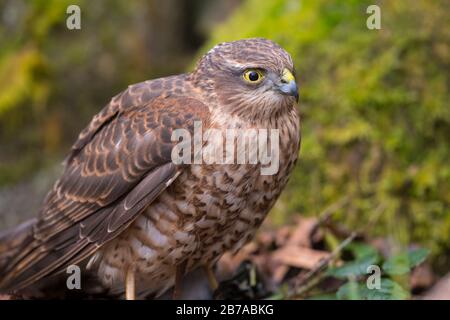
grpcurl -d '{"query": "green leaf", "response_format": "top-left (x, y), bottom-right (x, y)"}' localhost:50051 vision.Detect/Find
top-left (327, 255), bottom-right (379, 279)
top-left (347, 242), bottom-right (379, 260)
top-left (382, 255), bottom-right (410, 275)
top-left (366, 279), bottom-right (410, 300)
top-left (337, 279), bottom-right (410, 300)
top-left (336, 281), bottom-right (361, 300)
top-left (382, 248), bottom-right (430, 276)
top-left (408, 248), bottom-right (430, 268)
top-left (306, 293), bottom-right (338, 300)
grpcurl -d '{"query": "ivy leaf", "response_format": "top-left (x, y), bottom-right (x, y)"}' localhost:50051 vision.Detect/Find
top-left (337, 279), bottom-right (410, 300)
top-left (347, 242), bottom-right (379, 260)
top-left (336, 279), bottom-right (361, 300)
top-left (306, 293), bottom-right (338, 300)
top-left (327, 255), bottom-right (379, 279)
top-left (382, 255), bottom-right (410, 275)
top-left (382, 248), bottom-right (430, 276)
top-left (408, 248), bottom-right (431, 267)
top-left (366, 279), bottom-right (410, 300)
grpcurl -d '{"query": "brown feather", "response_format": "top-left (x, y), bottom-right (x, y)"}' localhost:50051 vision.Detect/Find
top-left (0, 81), bottom-right (210, 291)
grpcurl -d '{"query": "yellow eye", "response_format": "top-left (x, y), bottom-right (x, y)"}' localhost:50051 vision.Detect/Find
top-left (243, 69), bottom-right (264, 83)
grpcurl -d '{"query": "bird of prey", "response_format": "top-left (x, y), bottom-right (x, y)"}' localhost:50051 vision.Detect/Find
top-left (0, 38), bottom-right (300, 299)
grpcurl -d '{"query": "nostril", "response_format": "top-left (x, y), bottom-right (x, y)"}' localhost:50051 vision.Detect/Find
top-left (280, 78), bottom-right (288, 84)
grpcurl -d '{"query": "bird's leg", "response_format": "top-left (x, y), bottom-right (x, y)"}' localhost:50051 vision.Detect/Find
top-left (203, 264), bottom-right (218, 291)
top-left (173, 261), bottom-right (187, 300)
top-left (125, 265), bottom-right (136, 300)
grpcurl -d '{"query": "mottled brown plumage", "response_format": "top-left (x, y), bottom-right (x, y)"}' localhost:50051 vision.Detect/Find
top-left (0, 38), bottom-right (300, 297)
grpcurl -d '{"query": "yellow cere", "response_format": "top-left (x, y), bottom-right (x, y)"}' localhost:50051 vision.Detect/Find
top-left (282, 68), bottom-right (295, 83)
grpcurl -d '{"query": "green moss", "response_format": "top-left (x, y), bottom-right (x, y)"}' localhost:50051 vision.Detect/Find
top-left (203, 0), bottom-right (450, 268)
top-left (0, 0), bottom-right (170, 187)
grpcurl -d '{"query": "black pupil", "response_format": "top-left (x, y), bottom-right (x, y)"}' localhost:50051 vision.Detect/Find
top-left (248, 71), bottom-right (259, 81)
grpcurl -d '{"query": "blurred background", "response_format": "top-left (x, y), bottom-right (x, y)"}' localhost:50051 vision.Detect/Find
top-left (0, 0), bottom-right (448, 299)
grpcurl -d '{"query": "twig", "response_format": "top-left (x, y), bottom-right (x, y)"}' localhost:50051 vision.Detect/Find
top-left (287, 201), bottom-right (386, 299)
top-left (288, 231), bottom-right (357, 299)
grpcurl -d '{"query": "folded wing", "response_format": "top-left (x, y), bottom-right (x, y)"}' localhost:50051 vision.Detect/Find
top-left (0, 83), bottom-right (209, 291)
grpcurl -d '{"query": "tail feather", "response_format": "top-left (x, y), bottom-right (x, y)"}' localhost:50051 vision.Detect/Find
top-left (0, 219), bottom-right (110, 298)
top-left (0, 219), bottom-right (36, 281)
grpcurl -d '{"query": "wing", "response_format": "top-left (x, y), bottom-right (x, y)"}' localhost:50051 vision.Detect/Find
top-left (0, 81), bottom-right (209, 291)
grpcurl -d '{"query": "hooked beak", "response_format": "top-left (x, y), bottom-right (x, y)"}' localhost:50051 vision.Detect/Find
top-left (278, 68), bottom-right (299, 102)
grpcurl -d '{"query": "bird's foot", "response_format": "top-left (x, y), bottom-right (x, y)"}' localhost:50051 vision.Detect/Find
top-left (173, 261), bottom-right (187, 300)
top-left (203, 264), bottom-right (218, 292)
top-left (125, 265), bottom-right (136, 300)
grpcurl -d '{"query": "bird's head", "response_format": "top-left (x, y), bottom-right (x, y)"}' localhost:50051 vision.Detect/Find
top-left (191, 38), bottom-right (298, 120)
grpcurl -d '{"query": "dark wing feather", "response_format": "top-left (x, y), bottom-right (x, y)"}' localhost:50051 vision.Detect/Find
top-left (0, 81), bottom-right (209, 291)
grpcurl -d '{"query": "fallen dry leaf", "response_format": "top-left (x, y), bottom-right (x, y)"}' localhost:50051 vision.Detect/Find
top-left (272, 246), bottom-right (330, 270)
top-left (410, 264), bottom-right (435, 291)
top-left (287, 217), bottom-right (318, 248)
top-left (421, 273), bottom-right (450, 300)
top-left (217, 242), bottom-right (258, 280)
